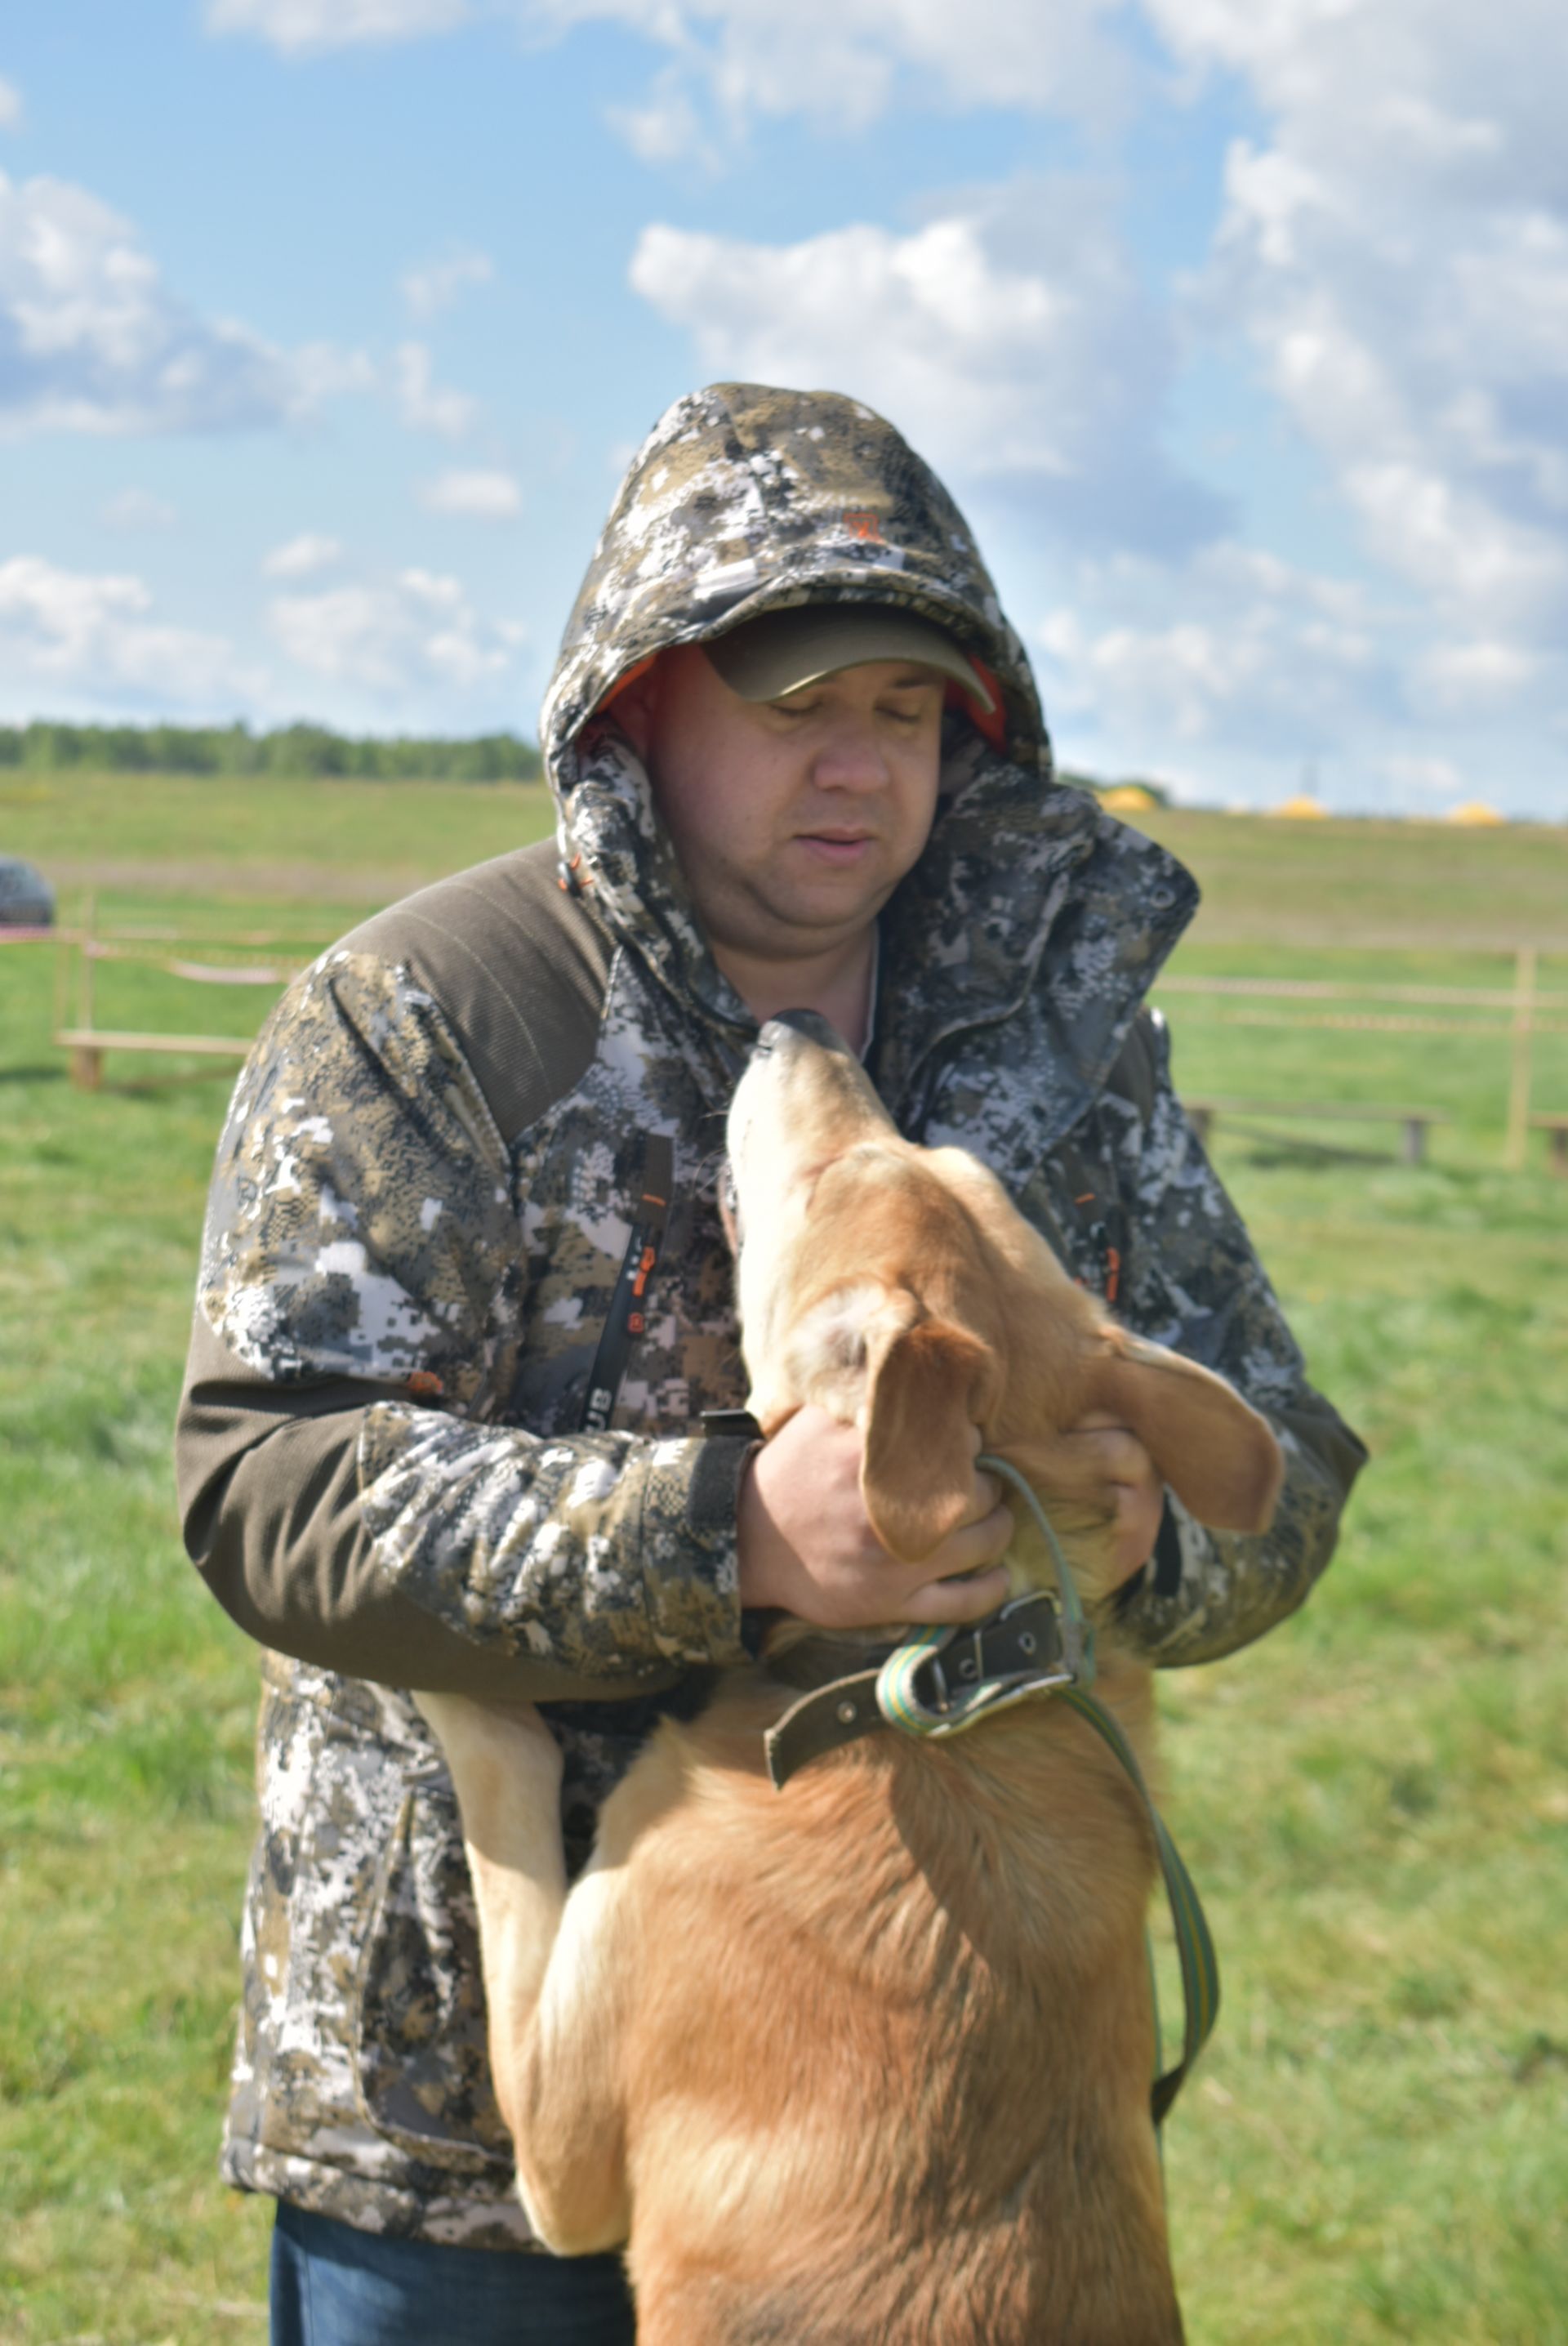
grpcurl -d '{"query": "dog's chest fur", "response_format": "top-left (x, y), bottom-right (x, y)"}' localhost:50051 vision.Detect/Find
top-left (590, 1661), bottom-right (1181, 2346)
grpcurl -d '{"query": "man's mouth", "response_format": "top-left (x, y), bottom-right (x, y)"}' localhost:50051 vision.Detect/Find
top-left (795, 826), bottom-right (878, 862)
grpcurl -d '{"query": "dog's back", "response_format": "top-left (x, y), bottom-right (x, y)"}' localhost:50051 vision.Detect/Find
top-left (597, 1668), bottom-right (1183, 2346)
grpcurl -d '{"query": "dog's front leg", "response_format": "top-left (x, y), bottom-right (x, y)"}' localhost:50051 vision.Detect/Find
top-left (419, 1688), bottom-right (632, 2252)
top-left (414, 1693), bottom-right (632, 2255)
top-left (414, 1694), bottom-right (568, 2139)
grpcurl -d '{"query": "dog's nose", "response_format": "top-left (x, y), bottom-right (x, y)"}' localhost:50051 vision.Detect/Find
top-left (755, 1010), bottom-right (856, 1061)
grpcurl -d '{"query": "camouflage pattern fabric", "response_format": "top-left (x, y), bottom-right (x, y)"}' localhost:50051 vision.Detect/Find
top-left (203, 943), bottom-right (751, 1684)
top-left (189, 381), bottom-right (1365, 2244)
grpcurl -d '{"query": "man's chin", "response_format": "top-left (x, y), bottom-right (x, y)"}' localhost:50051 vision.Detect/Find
top-left (746, 876), bottom-right (895, 950)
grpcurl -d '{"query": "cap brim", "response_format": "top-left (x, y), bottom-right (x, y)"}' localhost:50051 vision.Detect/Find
top-left (706, 605), bottom-right (995, 714)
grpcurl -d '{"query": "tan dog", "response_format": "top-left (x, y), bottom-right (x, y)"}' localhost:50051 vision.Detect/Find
top-left (419, 1015), bottom-right (1283, 2344)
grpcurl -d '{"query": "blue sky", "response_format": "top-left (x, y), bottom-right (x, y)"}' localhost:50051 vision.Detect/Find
top-left (2, 0), bottom-right (1565, 814)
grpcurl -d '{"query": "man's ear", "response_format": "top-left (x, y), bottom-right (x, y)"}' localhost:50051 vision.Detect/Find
top-left (1087, 1329), bottom-right (1284, 1533)
top-left (861, 1318), bottom-right (998, 1563)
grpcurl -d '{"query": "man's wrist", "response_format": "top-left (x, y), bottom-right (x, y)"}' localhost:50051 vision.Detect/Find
top-left (734, 1441), bottom-right (780, 1612)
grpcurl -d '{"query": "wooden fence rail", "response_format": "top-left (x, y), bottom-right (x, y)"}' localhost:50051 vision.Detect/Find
top-left (8, 916), bottom-right (1565, 1171)
top-left (1152, 944), bottom-right (1561, 1171)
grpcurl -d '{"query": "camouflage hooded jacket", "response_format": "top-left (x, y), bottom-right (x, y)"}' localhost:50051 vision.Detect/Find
top-left (176, 382), bottom-right (1366, 2246)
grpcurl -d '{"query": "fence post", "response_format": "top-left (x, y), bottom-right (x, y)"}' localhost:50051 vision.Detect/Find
top-left (1505, 945), bottom-right (1537, 1171)
top-left (53, 911), bottom-right (70, 1037)
top-left (77, 889), bottom-right (96, 1033)
top-left (62, 890), bottom-right (105, 1090)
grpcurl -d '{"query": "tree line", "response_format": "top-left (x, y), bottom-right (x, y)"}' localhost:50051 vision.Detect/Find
top-left (0, 720), bottom-right (543, 782)
top-left (0, 720), bottom-right (1163, 805)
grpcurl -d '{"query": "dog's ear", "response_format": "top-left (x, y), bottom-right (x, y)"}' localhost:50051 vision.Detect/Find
top-left (1087, 1328), bottom-right (1285, 1534)
top-left (861, 1317), bottom-right (999, 1563)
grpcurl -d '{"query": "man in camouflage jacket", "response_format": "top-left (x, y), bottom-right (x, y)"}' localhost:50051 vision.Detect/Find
top-left (176, 382), bottom-right (1366, 2261)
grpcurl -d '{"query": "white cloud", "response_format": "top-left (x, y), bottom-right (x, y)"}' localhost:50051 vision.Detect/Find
top-left (0, 168), bottom-right (291, 434)
top-left (1411, 637), bottom-right (1536, 709)
top-left (0, 547), bottom-right (525, 724)
top-left (1034, 530), bottom-right (1566, 813)
top-left (417, 466), bottom-right (523, 519)
top-left (394, 341), bottom-right (478, 439)
top-left (206, 0), bottom-right (470, 53)
top-left (609, 69), bottom-right (704, 167)
top-left (262, 532), bottom-right (344, 579)
top-left (0, 167), bottom-right (368, 437)
top-left (1164, 0), bottom-right (1568, 644)
top-left (1343, 459), bottom-right (1566, 623)
top-left (0, 553), bottom-right (252, 707)
top-left (1038, 543), bottom-right (1383, 757)
top-left (204, 0), bottom-right (1138, 144)
top-left (400, 246), bottom-right (493, 319)
top-left (630, 190), bottom-right (1221, 552)
top-left (268, 568), bottom-right (526, 692)
top-left (291, 341), bottom-right (378, 404)
top-left (0, 77), bottom-right (23, 132)
top-left (546, 0), bottom-right (1138, 149)
top-left (101, 487), bottom-right (178, 532)
top-left (1379, 752), bottom-right (1464, 798)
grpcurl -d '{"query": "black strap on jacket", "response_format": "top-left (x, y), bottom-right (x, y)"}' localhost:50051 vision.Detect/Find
top-left (578, 1133), bottom-right (674, 1433)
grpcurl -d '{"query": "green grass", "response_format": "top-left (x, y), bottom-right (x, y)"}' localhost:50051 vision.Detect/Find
top-left (1158, 1149), bottom-right (1568, 2344)
top-left (2, 776), bottom-right (1566, 2339)
top-left (1129, 804), bottom-right (1568, 951)
top-left (0, 767), bottom-right (554, 887)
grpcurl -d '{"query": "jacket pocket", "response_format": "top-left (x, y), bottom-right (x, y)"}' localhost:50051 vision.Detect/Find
top-left (353, 1778), bottom-right (516, 2178)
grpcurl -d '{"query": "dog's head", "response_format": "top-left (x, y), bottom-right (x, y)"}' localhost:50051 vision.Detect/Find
top-left (726, 1015), bottom-right (1283, 1601)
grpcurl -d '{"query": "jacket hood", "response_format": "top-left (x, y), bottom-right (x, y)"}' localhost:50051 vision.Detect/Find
top-left (538, 382), bottom-right (1198, 1123)
top-left (541, 381), bottom-right (1048, 792)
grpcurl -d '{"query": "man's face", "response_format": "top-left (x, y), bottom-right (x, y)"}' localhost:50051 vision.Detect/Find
top-left (633, 643), bottom-right (945, 965)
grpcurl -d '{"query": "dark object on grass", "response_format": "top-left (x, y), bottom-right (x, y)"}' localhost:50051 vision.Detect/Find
top-left (0, 857), bottom-right (54, 927)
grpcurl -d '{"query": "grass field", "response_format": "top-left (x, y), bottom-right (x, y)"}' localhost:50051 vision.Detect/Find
top-left (2, 774), bottom-right (1566, 2343)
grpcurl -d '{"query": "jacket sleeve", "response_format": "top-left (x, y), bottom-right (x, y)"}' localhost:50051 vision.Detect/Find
top-left (176, 945), bottom-right (751, 1696)
top-left (1098, 1012), bottom-right (1368, 1666)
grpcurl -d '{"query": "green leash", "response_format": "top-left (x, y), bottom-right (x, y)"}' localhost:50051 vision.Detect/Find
top-left (874, 1454), bottom-right (1221, 2127)
top-left (1055, 1682), bottom-right (1219, 2126)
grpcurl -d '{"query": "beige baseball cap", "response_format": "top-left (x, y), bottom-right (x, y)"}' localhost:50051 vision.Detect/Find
top-left (705, 604), bottom-right (995, 713)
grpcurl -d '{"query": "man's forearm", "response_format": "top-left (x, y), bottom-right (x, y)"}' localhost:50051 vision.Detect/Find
top-left (180, 1395), bottom-right (657, 1698)
top-left (360, 1398), bottom-right (751, 1679)
top-left (177, 1318), bottom-right (745, 1695)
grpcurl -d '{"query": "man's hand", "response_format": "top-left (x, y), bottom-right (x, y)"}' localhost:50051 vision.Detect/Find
top-left (737, 1405), bottom-right (1013, 1629)
top-left (1058, 1411), bottom-right (1165, 1586)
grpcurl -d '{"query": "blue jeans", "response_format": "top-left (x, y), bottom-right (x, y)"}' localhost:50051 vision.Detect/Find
top-left (270, 2201), bottom-right (637, 2345)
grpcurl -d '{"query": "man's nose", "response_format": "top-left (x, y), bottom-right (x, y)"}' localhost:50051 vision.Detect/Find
top-left (810, 720), bottom-right (889, 791)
